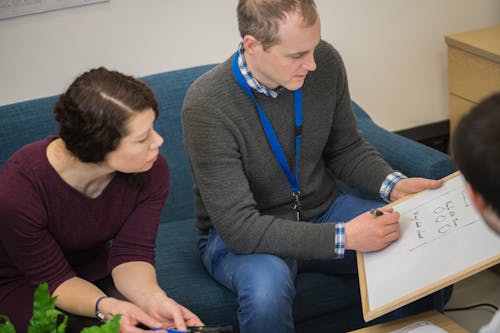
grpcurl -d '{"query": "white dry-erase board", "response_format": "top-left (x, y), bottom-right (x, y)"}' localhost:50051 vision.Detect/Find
top-left (357, 171), bottom-right (500, 322)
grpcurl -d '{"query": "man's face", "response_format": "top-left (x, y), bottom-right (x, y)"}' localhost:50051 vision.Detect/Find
top-left (247, 12), bottom-right (321, 91)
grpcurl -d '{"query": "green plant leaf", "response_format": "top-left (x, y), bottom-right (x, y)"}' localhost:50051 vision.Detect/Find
top-left (28, 283), bottom-right (67, 333)
top-left (0, 315), bottom-right (16, 333)
top-left (1, 283), bottom-right (120, 333)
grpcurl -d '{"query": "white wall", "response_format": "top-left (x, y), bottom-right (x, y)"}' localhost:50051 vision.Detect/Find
top-left (1, 0), bottom-right (499, 131)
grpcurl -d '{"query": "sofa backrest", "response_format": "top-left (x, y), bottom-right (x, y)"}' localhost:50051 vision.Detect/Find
top-left (0, 64), bottom-right (217, 224)
top-left (142, 64), bottom-right (217, 222)
top-left (0, 95), bottom-right (59, 166)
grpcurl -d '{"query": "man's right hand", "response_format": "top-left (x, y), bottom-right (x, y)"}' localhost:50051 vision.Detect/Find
top-left (344, 208), bottom-right (400, 252)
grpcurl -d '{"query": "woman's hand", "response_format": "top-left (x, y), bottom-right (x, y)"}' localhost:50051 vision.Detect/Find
top-left (111, 262), bottom-right (203, 331)
top-left (97, 297), bottom-right (163, 332)
top-left (142, 294), bottom-right (204, 331)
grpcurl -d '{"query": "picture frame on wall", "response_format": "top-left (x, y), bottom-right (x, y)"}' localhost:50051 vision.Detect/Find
top-left (0, 0), bottom-right (109, 20)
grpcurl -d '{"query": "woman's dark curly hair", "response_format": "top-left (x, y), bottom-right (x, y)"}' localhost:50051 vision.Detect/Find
top-left (54, 67), bottom-right (158, 163)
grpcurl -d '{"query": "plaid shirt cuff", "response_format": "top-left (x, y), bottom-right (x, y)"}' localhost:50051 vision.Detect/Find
top-left (380, 171), bottom-right (407, 202)
top-left (335, 221), bottom-right (345, 259)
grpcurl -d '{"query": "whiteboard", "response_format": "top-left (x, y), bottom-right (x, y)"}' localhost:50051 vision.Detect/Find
top-left (357, 172), bottom-right (500, 321)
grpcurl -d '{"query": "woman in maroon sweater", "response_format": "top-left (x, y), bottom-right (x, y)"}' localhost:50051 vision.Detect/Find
top-left (0, 68), bottom-right (202, 332)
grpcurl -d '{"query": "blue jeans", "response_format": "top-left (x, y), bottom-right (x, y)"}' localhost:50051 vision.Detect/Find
top-left (198, 193), bottom-right (448, 332)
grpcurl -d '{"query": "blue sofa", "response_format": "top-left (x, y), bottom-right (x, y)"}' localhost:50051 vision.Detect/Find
top-left (0, 64), bottom-right (456, 332)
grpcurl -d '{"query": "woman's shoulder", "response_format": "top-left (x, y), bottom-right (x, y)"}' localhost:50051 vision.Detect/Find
top-left (1, 136), bottom-right (55, 175)
top-left (150, 154), bottom-right (169, 179)
top-left (0, 137), bottom-right (57, 221)
top-left (139, 153), bottom-right (170, 194)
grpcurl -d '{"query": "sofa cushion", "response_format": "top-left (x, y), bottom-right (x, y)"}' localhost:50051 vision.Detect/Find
top-left (155, 219), bottom-right (238, 326)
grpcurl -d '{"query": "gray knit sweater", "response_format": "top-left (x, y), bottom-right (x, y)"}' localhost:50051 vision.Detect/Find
top-left (182, 40), bottom-right (394, 260)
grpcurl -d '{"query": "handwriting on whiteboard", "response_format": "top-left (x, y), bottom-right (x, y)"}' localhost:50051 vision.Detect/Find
top-left (401, 187), bottom-right (481, 252)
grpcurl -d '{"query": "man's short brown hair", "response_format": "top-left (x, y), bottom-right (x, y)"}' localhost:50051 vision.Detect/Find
top-left (237, 0), bottom-right (318, 50)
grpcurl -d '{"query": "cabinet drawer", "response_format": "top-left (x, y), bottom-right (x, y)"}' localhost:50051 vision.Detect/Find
top-left (448, 46), bottom-right (500, 104)
top-left (449, 94), bottom-right (476, 137)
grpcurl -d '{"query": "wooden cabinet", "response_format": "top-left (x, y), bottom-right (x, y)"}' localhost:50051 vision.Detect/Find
top-left (445, 25), bottom-right (500, 138)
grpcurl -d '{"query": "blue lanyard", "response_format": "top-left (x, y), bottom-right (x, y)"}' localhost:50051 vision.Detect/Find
top-left (232, 52), bottom-right (303, 220)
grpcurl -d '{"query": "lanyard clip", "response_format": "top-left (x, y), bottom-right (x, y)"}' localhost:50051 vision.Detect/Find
top-left (292, 191), bottom-right (301, 222)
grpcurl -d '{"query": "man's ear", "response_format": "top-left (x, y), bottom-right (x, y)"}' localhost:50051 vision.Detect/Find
top-left (465, 182), bottom-right (488, 213)
top-left (242, 35), bottom-right (262, 56)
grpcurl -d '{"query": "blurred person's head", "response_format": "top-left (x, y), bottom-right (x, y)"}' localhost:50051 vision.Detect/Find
top-left (452, 93), bottom-right (500, 233)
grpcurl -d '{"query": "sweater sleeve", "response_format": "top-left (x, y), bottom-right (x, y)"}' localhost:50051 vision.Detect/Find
top-left (0, 161), bottom-right (76, 294)
top-left (107, 155), bottom-right (169, 271)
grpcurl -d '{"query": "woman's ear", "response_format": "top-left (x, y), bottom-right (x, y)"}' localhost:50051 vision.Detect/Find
top-left (465, 182), bottom-right (488, 213)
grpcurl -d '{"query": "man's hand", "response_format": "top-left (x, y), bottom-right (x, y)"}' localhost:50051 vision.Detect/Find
top-left (390, 177), bottom-right (443, 201)
top-left (344, 207), bottom-right (400, 252)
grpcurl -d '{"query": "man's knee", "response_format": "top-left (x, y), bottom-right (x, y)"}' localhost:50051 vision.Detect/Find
top-left (236, 255), bottom-right (296, 310)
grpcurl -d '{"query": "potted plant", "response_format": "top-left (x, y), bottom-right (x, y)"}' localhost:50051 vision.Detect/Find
top-left (0, 283), bottom-right (120, 333)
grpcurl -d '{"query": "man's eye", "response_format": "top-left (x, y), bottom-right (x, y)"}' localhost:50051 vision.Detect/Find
top-left (291, 53), bottom-right (307, 59)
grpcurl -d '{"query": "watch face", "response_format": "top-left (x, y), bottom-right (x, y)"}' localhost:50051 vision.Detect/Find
top-left (95, 296), bottom-right (109, 322)
top-left (96, 310), bottom-right (107, 323)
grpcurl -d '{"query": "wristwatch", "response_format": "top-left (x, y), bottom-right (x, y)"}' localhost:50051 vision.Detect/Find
top-left (95, 296), bottom-right (109, 322)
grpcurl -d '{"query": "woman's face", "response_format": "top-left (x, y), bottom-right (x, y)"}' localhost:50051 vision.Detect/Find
top-left (104, 108), bottom-right (164, 173)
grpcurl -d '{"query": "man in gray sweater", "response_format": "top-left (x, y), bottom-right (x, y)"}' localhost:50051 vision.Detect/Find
top-left (182, 0), bottom-right (444, 332)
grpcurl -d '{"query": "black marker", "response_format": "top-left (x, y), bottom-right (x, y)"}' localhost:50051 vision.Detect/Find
top-left (370, 208), bottom-right (384, 217)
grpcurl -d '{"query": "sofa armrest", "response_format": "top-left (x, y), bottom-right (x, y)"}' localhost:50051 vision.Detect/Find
top-left (352, 101), bottom-right (456, 180)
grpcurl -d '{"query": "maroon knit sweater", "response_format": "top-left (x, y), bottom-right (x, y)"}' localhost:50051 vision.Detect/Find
top-left (0, 136), bottom-right (169, 319)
